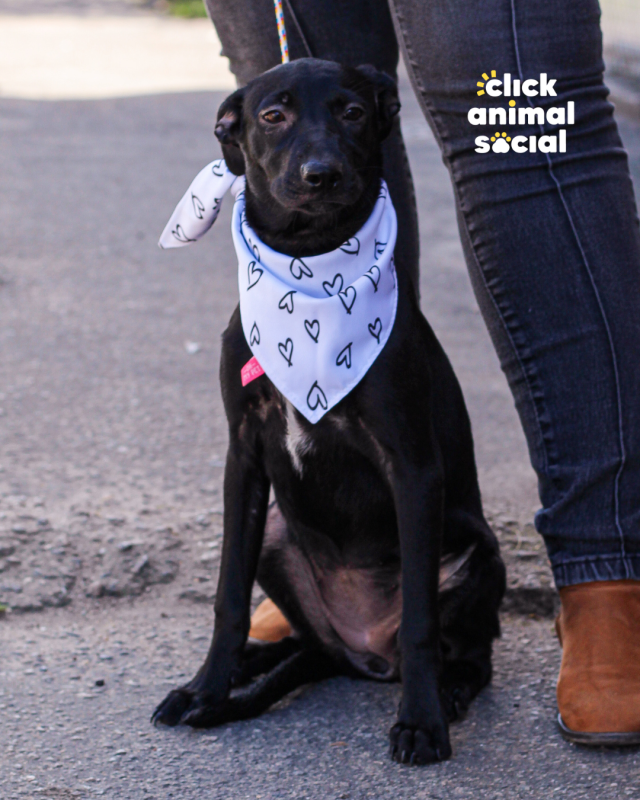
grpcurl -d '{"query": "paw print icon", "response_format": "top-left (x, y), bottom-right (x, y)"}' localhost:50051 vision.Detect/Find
top-left (491, 131), bottom-right (511, 153)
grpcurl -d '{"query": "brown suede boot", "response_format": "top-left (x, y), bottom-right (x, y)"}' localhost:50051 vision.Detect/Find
top-left (249, 597), bottom-right (292, 643)
top-left (556, 579), bottom-right (640, 745)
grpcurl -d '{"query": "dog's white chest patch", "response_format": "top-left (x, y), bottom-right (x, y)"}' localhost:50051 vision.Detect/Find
top-left (285, 401), bottom-right (313, 475)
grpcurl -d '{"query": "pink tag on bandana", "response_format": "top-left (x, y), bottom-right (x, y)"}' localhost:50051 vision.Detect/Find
top-left (241, 356), bottom-right (265, 386)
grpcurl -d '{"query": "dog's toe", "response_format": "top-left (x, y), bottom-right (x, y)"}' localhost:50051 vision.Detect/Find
top-left (152, 686), bottom-right (228, 730)
top-left (440, 685), bottom-right (471, 723)
top-left (180, 698), bottom-right (224, 729)
top-left (151, 688), bottom-right (192, 727)
top-left (389, 722), bottom-right (451, 766)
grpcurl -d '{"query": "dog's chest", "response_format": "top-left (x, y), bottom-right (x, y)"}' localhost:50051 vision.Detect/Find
top-left (269, 399), bottom-right (397, 541)
top-left (284, 400), bottom-right (313, 475)
top-left (280, 400), bottom-right (384, 479)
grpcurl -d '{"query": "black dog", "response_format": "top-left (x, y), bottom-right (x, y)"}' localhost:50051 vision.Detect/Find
top-left (153, 58), bottom-right (505, 765)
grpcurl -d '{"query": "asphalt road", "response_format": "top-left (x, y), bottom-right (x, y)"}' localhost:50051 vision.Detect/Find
top-left (2, 35), bottom-right (640, 800)
top-left (1, 601), bottom-right (639, 800)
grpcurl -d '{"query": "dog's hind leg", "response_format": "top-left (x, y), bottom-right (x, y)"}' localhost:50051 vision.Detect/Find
top-left (236, 637), bottom-right (302, 686)
top-left (183, 648), bottom-right (339, 728)
top-left (438, 531), bottom-right (506, 722)
top-left (439, 640), bottom-right (494, 723)
top-left (254, 504), bottom-right (339, 646)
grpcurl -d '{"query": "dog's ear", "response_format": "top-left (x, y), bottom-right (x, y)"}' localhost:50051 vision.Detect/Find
top-left (355, 65), bottom-right (400, 141)
top-left (214, 88), bottom-right (246, 176)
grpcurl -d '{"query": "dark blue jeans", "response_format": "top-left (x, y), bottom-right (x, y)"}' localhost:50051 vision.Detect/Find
top-left (204, 0), bottom-right (640, 589)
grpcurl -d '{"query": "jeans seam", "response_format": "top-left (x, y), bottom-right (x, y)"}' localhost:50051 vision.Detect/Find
top-left (387, 0), bottom-right (551, 477)
top-left (510, 0), bottom-right (629, 570)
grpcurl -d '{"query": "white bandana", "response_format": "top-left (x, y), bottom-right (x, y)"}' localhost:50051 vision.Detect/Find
top-left (159, 159), bottom-right (398, 424)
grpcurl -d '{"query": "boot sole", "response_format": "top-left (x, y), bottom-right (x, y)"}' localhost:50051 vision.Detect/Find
top-left (558, 714), bottom-right (640, 746)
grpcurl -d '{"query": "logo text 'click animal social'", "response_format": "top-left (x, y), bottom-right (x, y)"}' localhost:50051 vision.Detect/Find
top-left (470, 71), bottom-right (574, 154)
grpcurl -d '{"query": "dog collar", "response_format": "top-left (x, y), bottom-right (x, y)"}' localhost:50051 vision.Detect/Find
top-left (159, 160), bottom-right (398, 423)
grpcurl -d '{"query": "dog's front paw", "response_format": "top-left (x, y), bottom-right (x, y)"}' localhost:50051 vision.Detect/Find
top-left (151, 687), bottom-right (226, 729)
top-left (389, 718), bottom-right (452, 765)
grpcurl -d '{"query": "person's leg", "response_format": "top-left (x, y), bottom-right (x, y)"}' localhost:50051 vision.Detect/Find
top-left (204, 0), bottom-right (420, 291)
top-left (388, 0), bottom-right (640, 738)
top-left (388, 0), bottom-right (640, 583)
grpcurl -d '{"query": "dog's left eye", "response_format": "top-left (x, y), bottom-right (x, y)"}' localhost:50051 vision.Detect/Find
top-left (343, 106), bottom-right (364, 121)
top-left (262, 110), bottom-right (285, 124)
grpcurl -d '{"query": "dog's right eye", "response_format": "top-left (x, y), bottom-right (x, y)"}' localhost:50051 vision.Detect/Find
top-left (262, 110), bottom-right (285, 124)
top-left (343, 106), bottom-right (364, 121)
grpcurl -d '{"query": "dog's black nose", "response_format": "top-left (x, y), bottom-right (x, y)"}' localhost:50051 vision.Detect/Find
top-left (300, 161), bottom-right (343, 190)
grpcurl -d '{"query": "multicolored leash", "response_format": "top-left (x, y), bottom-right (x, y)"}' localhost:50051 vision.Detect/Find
top-left (273, 0), bottom-right (290, 64)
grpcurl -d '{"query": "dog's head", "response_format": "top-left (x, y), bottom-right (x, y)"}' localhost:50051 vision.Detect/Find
top-left (214, 59), bottom-right (399, 217)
